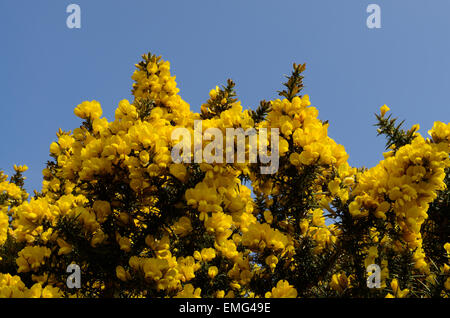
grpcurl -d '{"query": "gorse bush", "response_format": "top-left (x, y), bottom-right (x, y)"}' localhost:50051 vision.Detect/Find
top-left (0, 53), bottom-right (449, 298)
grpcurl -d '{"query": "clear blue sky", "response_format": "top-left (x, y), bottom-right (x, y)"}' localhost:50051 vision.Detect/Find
top-left (1, 0), bottom-right (449, 194)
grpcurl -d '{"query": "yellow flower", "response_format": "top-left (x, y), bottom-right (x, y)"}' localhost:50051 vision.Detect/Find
top-left (3, 52), bottom-right (449, 300)
top-left (410, 124), bottom-right (420, 133)
top-left (0, 210), bottom-right (9, 246)
top-left (330, 272), bottom-right (349, 293)
top-left (175, 284), bottom-right (201, 298)
top-left (92, 117), bottom-right (109, 134)
top-left (281, 120), bottom-right (293, 136)
top-left (118, 236), bottom-right (132, 252)
top-left (278, 137), bottom-right (289, 156)
top-left (116, 266), bottom-right (128, 282)
top-left (146, 62), bottom-right (158, 74)
top-left (16, 246), bottom-right (51, 273)
top-left (390, 279), bottom-right (409, 298)
top-left (172, 216), bottom-right (193, 237)
top-left (200, 248), bottom-right (216, 262)
top-left (265, 255), bottom-right (278, 271)
top-left (208, 266), bottom-right (218, 279)
top-left (74, 100), bottom-right (103, 120)
top-left (428, 121), bottom-right (450, 143)
top-left (216, 290), bottom-right (225, 298)
top-left (139, 150), bottom-right (150, 165)
top-left (193, 251), bottom-right (202, 261)
top-left (49, 142), bottom-right (60, 156)
top-left (13, 165), bottom-right (28, 173)
top-left (311, 209), bottom-right (325, 227)
top-left (169, 163), bottom-right (187, 182)
top-left (27, 283), bottom-right (62, 298)
top-left (265, 280), bottom-right (297, 298)
top-left (444, 242), bottom-right (450, 256)
top-left (289, 152), bottom-right (301, 166)
top-left (380, 104), bottom-right (390, 117)
top-left (91, 230), bottom-right (107, 247)
top-left (92, 200), bottom-right (112, 223)
top-left (263, 210), bottom-right (273, 224)
top-left (299, 219), bottom-right (309, 235)
top-left (57, 238), bottom-right (73, 255)
top-left (209, 86), bottom-right (219, 99)
top-left (328, 179), bottom-right (340, 196)
top-left (444, 277), bottom-right (450, 290)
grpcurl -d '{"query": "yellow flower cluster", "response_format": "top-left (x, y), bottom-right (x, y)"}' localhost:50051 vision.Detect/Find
top-left (297, 209), bottom-right (340, 256)
top-left (0, 207), bottom-right (8, 246)
top-left (16, 246), bottom-right (51, 273)
top-left (265, 280), bottom-right (298, 298)
top-left (0, 273), bottom-right (62, 298)
top-left (127, 255), bottom-right (181, 291)
top-left (0, 179), bottom-right (24, 202)
top-left (351, 135), bottom-right (448, 224)
top-left (174, 284), bottom-right (202, 298)
top-left (0, 54), bottom-right (448, 298)
top-left (74, 100), bottom-right (102, 120)
top-left (242, 222), bottom-right (290, 252)
top-left (428, 121), bottom-right (450, 146)
top-left (264, 96), bottom-right (348, 167)
top-left (131, 54), bottom-right (191, 126)
top-left (349, 120), bottom-right (449, 273)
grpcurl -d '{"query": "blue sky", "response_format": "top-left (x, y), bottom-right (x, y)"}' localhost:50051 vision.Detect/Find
top-left (0, 0), bottom-right (449, 194)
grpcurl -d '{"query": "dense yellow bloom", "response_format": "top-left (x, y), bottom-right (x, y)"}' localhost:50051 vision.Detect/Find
top-left (0, 178), bottom-right (24, 201)
top-left (74, 100), bottom-right (103, 120)
top-left (0, 208), bottom-right (8, 246)
top-left (16, 246), bottom-right (51, 273)
top-left (0, 274), bottom-right (60, 298)
top-left (27, 283), bottom-right (63, 298)
top-left (204, 212), bottom-right (233, 241)
top-left (1, 53), bottom-right (448, 299)
top-left (428, 121), bottom-right (450, 144)
top-left (0, 273), bottom-right (29, 298)
top-left (242, 222), bottom-right (289, 252)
